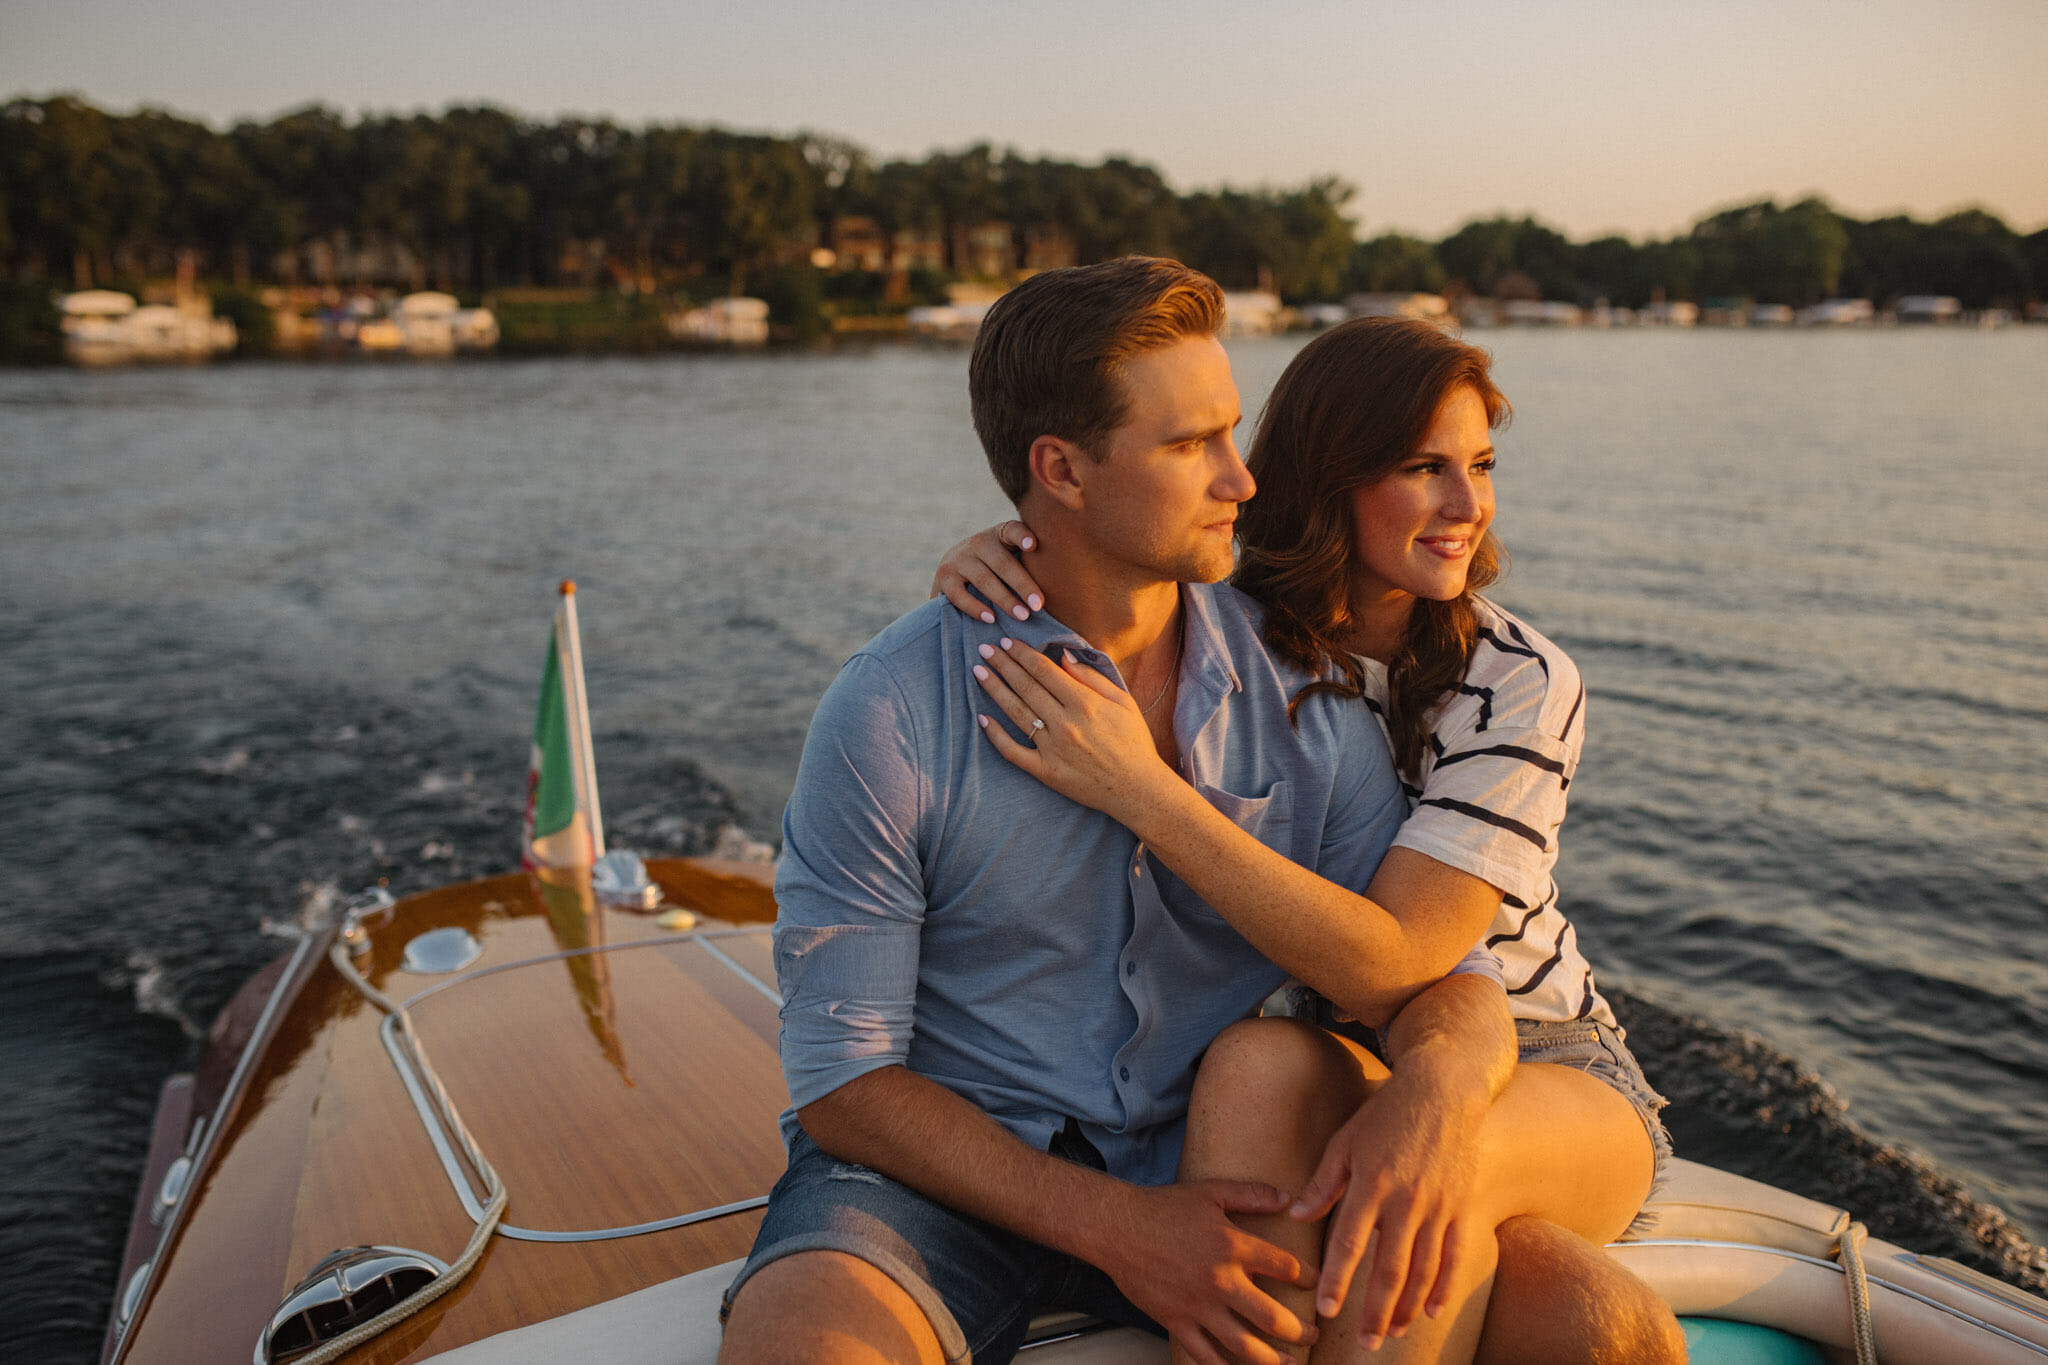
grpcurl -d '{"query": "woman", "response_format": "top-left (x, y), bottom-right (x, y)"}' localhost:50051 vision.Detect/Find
top-left (932, 319), bottom-right (1681, 1364)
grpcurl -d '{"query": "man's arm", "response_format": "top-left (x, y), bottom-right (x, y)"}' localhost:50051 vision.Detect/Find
top-left (800, 1067), bottom-right (1318, 1365)
top-left (777, 653), bottom-right (1316, 1365)
top-left (1289, 972), bottom-right (1517, 1347)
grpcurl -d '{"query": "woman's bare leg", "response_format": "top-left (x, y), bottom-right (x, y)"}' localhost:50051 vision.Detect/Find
top-left (1171, 1018), bottom-right (1374, 1364)
top-left (1175, 1017), bottom-right (1684, 1365)
top-left (1170, 1019), bottom-right (1489, 1364)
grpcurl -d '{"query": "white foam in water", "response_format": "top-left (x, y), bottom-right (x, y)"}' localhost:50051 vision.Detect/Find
top-left (115, 950), bottom-right (201, 1040)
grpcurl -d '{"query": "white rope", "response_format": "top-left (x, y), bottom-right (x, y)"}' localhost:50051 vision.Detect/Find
top-left (1838, 1220), bottom-right (1879, 1365)
top-left (281, 937), bottom-right (511, 1365)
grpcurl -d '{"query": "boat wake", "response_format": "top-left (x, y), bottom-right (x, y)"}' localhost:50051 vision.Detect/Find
top-left (1612, 988), bottom-right (2048, 1294)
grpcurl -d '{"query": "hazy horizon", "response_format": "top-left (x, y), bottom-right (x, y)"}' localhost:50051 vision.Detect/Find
top-left (4, 0), bottom-right (2045, 241)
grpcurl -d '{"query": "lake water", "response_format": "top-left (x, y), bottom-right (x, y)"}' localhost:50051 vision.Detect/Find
top-left (3, 328), bottom-right (2045, 1357)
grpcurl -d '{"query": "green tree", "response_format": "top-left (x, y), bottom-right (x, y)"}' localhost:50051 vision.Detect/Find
top-left (1437, 216), bottom-right (1578, 299)
top-left (1176, 178), bottom-right (1356, 300)
top-left (1344, 233), bottom-right (1445, 294)
top-left (1690, 198), bottom-right (1847, 305)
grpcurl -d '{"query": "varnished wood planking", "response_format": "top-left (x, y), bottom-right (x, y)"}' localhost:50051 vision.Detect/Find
top-left (712, 930), bottom-right (778, 999)
top-left (648, 858), bottom-right (778, 926)
top-left (405, 942), bottom-right (788, 1233)
top-left (120, 970), bottom-right (345, 1365)
top-left (654, 935), bottom-right (782, 1051)
top-left (285, 968), bottom-right (490, 1295)
top-left (369, 1212), bottom-right (768, 1363)
top-left (116, 862), bottom-right (790, 1365)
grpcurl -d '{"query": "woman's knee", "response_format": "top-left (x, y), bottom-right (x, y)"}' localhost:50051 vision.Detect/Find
top-left (1183, 1018), bottom-right (1373, 1180)
top-left (1192, 1018), bottom-right (1360, 1114)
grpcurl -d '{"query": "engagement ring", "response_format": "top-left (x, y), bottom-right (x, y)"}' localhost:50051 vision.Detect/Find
top-left (1030, 718), bottom-right (1046, 732)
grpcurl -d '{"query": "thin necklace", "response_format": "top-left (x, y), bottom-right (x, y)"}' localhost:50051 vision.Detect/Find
top-left (1138, 612), bottom-right (1185, 717)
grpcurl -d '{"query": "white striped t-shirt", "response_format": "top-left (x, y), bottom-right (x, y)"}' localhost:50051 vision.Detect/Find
top-left (1355, 598), bottom-right (1614, 1027)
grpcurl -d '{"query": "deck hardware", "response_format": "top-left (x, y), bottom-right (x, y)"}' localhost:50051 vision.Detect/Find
top-left (119, 1261), bottom-right (151, 1325)
top-left (256, 1245), bottom-right (448, 1364)
top-left (339, 886), bottom-right (396, 959)
top-left (399, 927), bottom-right (482, 974)
top-left (150, 1155), bottom-right (193, 1226)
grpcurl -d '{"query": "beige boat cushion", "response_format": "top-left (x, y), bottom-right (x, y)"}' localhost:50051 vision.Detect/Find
top-left (1623, 1158), bottom-right (1849, 1258)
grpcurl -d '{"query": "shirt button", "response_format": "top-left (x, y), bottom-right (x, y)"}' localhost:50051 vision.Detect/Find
top-left (1125, 961), bottom-right (1137, 976)
top-left (1119, 1066), bottom-right (1131, 1082)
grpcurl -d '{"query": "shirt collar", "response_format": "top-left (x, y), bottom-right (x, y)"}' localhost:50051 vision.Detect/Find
top-left (984, 582), bottom-right (1242, 726)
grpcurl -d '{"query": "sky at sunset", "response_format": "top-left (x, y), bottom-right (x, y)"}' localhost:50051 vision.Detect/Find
top-left (4, 0), bottom-right (2043, 240)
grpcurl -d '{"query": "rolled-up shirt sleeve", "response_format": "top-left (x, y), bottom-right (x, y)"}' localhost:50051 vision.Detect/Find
top-left (774, 653), bottom-right (930, 1111)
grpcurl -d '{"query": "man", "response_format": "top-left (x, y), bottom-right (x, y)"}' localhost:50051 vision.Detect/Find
top-left (718, 258), bottom-right (1513, 1365)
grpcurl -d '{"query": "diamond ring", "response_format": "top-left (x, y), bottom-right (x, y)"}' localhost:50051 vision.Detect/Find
top-left (1030, 718), bottom-right (1046, 732)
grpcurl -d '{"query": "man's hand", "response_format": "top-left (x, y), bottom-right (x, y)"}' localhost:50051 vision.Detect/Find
top-left (1088, 1178), bottom-right (1319, 1365)
top-left (1288, 1067), bottom-right (1491, 1350)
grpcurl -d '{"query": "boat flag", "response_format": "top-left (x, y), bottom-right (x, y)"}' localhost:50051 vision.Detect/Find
top-left (523, 580), bottom-right (606, 870)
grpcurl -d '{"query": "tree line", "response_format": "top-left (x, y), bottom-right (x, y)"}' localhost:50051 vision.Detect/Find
top-left (4, 94), bottom-right (2044, 313)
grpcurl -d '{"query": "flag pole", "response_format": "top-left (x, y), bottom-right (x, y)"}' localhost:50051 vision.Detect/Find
top-left (556, 579), bottom-right (607, 859)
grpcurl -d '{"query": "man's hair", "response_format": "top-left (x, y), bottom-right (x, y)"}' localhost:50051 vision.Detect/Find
top-left (968, 256), bottom-right (1226, 502)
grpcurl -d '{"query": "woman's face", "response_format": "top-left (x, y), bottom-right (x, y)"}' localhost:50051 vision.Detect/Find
top-left (1348, 383), bottom-right (1496, 609)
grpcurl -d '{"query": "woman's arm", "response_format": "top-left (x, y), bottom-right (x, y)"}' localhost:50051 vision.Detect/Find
top-left (972, 639), bottom-right (1503, 1024)
top-left (929, 520), bottom-right (1044, 623)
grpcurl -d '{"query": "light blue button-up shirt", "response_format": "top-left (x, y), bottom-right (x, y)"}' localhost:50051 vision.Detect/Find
top-left (775, 581), bottom-right (1489, 1187)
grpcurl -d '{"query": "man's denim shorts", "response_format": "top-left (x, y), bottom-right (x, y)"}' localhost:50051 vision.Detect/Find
top-left (720, 1128), bottom-right (1157, 1364)
top-left (1515, 1017), bottom-right (1674, 1235)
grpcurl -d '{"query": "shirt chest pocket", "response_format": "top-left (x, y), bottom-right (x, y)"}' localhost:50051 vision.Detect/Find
top-left (1153, 778), bottom-right (1293, 922)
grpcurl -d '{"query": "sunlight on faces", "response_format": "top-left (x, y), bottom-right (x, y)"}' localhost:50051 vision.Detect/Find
top-left (1077, 334), bottom-right (1252, 585)
top-left (1349, 384), bottom-right (1496, 614)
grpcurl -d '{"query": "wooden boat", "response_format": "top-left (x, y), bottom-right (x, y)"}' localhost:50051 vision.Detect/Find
top-left (103, 861), bottom-right (2048, 1364)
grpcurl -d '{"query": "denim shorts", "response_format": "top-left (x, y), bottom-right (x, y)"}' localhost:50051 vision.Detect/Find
top-left (720, 1128), bottom-right (1157, 1364)
top-left (1515, 1017), bottom-right (1673, 1236)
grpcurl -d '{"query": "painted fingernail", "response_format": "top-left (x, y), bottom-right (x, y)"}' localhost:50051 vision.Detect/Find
top-left (999, 637), bottom-right (1013, 650)
top-left (1318, 1298), bottom-right (1339, 1318)
top-left (973, 665), bottom-right (989, 680)
top-left (1362, 1333), bottom-right (1383, 1352)
top-left (1062, 650), bottom-right (1077, 665)
top-left (978, 643), bottom-right (994, 659)
top-left (977, 714), bottom-right (988, 728)
top-left (980, 610), bottom-right (995, 624)
top-left (1011, 604), bottom-right (1029, 620)
top-left (1020, 535), bottom-right (1035, 550)
top-left (1027, 594), bottom-right (1043, 611)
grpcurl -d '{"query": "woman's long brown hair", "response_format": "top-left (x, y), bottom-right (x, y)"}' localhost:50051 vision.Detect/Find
top-left (1235, 318), bottom-right (1511, 780)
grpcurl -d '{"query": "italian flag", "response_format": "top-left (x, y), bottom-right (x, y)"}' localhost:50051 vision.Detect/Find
top-left (523, 581), bottom-right (605, 870)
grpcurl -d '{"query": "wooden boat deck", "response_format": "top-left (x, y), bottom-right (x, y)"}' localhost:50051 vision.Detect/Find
top-left (111, 859), bottom-right (788, 1365)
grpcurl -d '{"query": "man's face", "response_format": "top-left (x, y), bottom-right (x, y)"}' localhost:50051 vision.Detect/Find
top-left (1079, 333), bottom-right (1254, 584)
